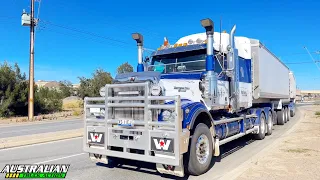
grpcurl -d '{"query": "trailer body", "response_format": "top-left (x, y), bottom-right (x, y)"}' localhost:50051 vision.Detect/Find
top-left (251, 39), bottom-right (290, 101)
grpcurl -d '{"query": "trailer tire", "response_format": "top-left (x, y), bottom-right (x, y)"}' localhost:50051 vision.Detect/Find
top-left (277, 108), bottom-right (285, 125)
top-left (266, 111), bottom-right (273, 136)
top-left (286, 107), bottom-right (290, 121)
top-left (254, 113), bottom-right (266, 140)
top-left (290, 109), bottom-right (295, 117)
top-left (186, 123), bottom-right (213, 176)
top-left (284, 107), bottom-right (288, 123)
top-left (272, 111), bottom-right (277, 125)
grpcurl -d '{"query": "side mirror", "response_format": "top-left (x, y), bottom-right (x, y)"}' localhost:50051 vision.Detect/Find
top-left (144, 57), bottom-right (150, 63)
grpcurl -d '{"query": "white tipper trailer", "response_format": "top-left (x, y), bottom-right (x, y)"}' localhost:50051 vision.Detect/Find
top-left (83, 18), bottom-right (296, 177)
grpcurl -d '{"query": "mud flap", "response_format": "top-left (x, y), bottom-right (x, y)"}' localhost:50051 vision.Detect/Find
top-left (89, 153), bottom-right (108, 164)
top-left (156, 155), bottom-right (184, 177)
top-left (214, 138), bottom-right (220, 156)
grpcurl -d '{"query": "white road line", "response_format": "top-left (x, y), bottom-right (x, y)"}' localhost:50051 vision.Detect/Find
top-left (0, 137), bottom-right (83, 152)
top-left (35, 153), bottom-right (86, 164)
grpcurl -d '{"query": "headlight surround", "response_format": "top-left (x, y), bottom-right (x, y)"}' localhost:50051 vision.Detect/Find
top-left (151, 84), bottom-right (162, 96)
top-left (161, 110), bottom-right (175, 122)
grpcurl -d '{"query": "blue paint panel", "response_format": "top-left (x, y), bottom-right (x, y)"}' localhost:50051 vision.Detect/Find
top-left (161, 99), bottom-right (210, 129)
top-left (206, 55), bottom-right (214, 71)
top-left (289, 102), bottom-right (295, 111)
top-left (137, 64), bottom-right (144, 72)
top-left (238, 58), bottom-right (251, 83)
top-left (181, 102), bottom-right (209, 129)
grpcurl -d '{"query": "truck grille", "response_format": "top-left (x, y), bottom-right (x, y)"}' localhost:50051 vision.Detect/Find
top-left (107, 85), bottom-right (159, 123)
top-left (111, 86), bottom-right (145, 121)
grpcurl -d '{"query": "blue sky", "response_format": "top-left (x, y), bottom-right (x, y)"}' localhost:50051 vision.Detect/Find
top-left (0, 0), bottom-right (319, 90)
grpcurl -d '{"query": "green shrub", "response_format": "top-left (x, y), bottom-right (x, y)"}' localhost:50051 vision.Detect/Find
top-left (0, 62), bottom-right (63, 117)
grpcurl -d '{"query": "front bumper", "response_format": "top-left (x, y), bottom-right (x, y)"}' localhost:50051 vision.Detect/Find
top-left (83, 82), bottom-right (189, 166)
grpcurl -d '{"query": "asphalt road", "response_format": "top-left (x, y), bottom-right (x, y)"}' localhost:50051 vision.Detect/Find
top-left (0, 119), bottom-right (83, 138)
top-left (0, 108), bottom-right (302, 180)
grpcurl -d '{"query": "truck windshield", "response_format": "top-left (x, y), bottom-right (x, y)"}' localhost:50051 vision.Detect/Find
top-left (148, 49), bottom-right (222, 73)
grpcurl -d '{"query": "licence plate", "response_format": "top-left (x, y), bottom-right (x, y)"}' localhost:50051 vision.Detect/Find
top-left (118, 120), bottom-right (134, 127)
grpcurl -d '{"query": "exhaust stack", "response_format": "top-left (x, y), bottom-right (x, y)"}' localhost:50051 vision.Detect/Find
top-left (132, 33), bottom-right (144, 72)
top-left (200, 18), bottom-right (217, 104)
top-left (227, 25), bottom-right (240, 112)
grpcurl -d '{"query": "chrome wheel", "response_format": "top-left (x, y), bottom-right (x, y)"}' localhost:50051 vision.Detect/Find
top-left (196, 134), bottom-right (210, 164)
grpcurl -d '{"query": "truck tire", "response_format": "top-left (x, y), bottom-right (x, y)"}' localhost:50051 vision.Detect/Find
top-left (266, 111), bottom-right (273, 136)
top-left (286, 107), bottom-right (290, 121)
top-left (272, 111), bottom-right (277, 125)
top-left (277, 108), bottom-right (285, 125)
top-left (254, 112), bottom-right (266, 140)
top-left (284, 107), bottom-right (288, 123)
top-left (290, 109), bottom-right (295, 117)
top-left (186, 123), bottom-right (213, 176)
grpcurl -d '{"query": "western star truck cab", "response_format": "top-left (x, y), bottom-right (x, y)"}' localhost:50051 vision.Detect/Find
top-left (83, 18), bottom-right (296, 177)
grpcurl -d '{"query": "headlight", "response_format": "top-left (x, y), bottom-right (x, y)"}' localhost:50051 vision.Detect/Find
top-left (151, 84), bottom-right (162, 96)
top-left (161, 110), bottom-right (175, 121)
top-left (199, 81), bottom-right (205, 92)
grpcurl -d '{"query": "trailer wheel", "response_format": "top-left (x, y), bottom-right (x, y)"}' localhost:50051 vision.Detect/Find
top-left (286, 107), bottom-right (290, 121)
top-left (277, 108), bottom-right (285, 125)
top-left (272, 111), bottom-right (277, 125)
top-left (254, 113), bottom-right (266, 140)
top-left (290, 109), bottom-right (295, 117)
top-left (186, 123), bottom-right (213, 176)
top-left (266, 111), bottom-right (273, 136)
top-left (284, 107), bottom-right (288, 123)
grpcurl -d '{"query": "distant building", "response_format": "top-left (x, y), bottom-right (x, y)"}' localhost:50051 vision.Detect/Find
top-left (298, 90), bottom-right (320, 101)
top-left (35, 80), bottom-right (80, 95)
top-left (35, 80), bottom-right (61, 90)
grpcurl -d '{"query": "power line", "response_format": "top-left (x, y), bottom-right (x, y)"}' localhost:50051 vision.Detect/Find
top-left (42, 27), bottom-right (130, 49)
top-left (40, 20), bottom-right (155, 52)
top-left (41, 20), bottom-right (130, 45)
top-left (285, 60), bottom-right (320, 64)
top-left (304, 46), bottom-right (320, 72)
top-left (280, 51), bottom-right (320, 57)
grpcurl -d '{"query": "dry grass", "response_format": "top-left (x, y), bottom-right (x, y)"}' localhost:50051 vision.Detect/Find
top-left (73, 109), bottom-right (82, 116)
top-left (62, 100), bottom-right (83, 110)
top-left (315, 111), bottom-right (320, 116)
top-left (282, 148), bottom-right (313, 153)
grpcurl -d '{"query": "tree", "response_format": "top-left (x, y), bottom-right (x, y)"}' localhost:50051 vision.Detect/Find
top-left (36, 87), bottom-right (63, 113)
top-left (59, 80), bottom-right (73, 98)
top-left (78, 68), bottom-right (113, 99)
top-left (0, 61), bottom-right (28, 117)
top-left (117, 62), bottom-right (133, 74)
top-left (0, 61), bottom-right (64, 117)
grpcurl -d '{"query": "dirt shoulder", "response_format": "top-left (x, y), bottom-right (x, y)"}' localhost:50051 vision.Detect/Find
top-left (235, 105), bottom-right (320, 180)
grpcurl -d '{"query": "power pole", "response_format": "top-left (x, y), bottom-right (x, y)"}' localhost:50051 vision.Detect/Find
top-left (28, 0), bottom-right (35, 120)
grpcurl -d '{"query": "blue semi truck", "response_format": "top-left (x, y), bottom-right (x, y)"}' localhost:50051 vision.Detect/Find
top-left (83, 18), bottom-right (296, 177)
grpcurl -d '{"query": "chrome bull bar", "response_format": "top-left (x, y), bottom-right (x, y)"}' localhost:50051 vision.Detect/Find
top-left (83, 82), bottom-right (189, 166)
